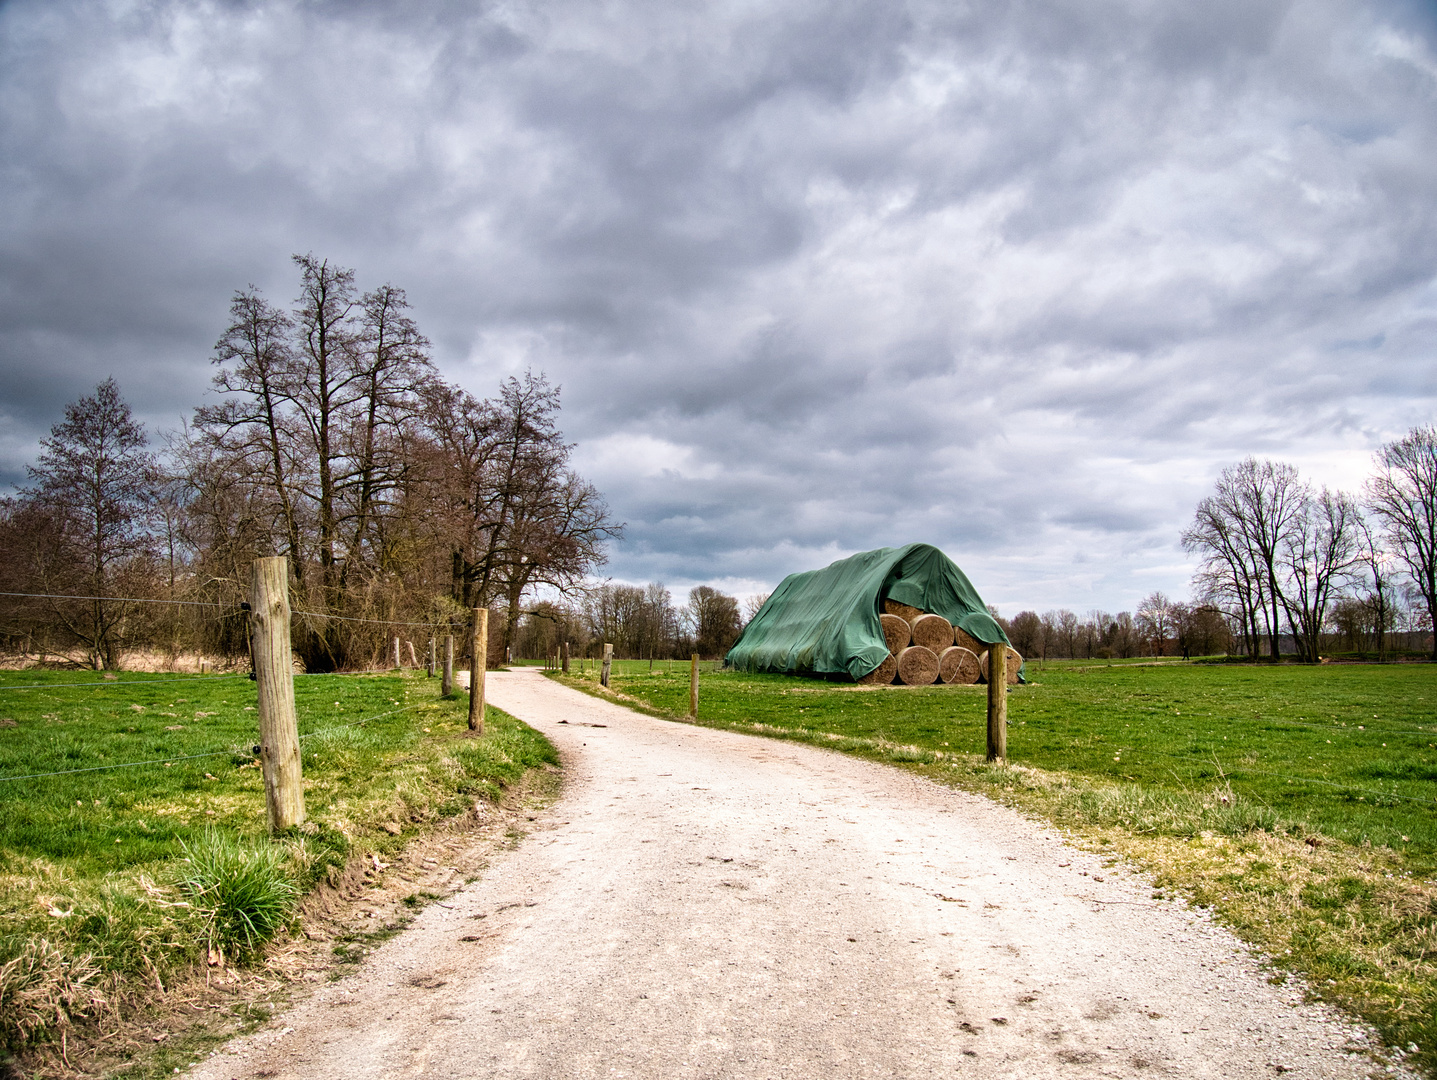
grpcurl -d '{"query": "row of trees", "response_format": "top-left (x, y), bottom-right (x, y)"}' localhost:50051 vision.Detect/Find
top-left (0, 256), bottom-right (623, 670)
top-left (510, 583), bottom-right (753, 662)
top-left (1182, 430), bottom-right (1437, 661)
top-left (998, 597), bottom-right (1233, 661)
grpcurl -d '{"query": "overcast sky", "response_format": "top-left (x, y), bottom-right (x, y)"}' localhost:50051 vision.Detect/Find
top-left (2, 0), bottom-right (1435, 616)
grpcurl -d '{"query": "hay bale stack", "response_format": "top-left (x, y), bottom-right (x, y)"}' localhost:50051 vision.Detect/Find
top-left (979, 646), bottom-right (1022, 685)
top-left (953, 626), bottom-right (986, 655)
top-left (883, 598), bottom-right (924, 624)
top-left (896, 645), bottom-right (940, 685)
top-left (938, 645), bottom-right (980, 685)
top-left (857, 653), bottom-right (898, 685)
top-left (880, 613), bottom-right (911, 654)
top-left (911, 613), bottom-right (954, 653)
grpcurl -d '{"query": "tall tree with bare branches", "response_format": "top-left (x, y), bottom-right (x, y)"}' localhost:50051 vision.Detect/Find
top-left (1368, 425), bottom-right (1437, 660)
top-left (18, 379), bottom-right (159, 667)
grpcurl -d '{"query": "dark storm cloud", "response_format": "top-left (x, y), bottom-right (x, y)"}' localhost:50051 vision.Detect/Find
top-left (2, 0), bottom-right (1436, 611)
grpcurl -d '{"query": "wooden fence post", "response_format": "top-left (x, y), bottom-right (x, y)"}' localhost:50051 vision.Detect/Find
top-left (601, 643), bottom-right (613, 687)
top-left (442, 634), bottom-right (454, 696)
top-left (469, 608), bottom-right (488, 732)
top-left (407, 640), bottom-right (418, 668)
top-left (689, 653), bottom-right (699, 718)
top-left (986, 644), bottom-right (1007, 763)
top-left (562, 640), bottom-right (570, 674)
top-left (427, 637), bottom-right (435, 678)
top-left (249, 556), bottom-right (304, 833)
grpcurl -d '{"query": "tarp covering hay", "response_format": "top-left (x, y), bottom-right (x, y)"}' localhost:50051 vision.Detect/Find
top-left (726, 543), bottom-right (1010, 682)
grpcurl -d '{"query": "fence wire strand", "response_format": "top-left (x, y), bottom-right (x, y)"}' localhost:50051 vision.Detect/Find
top-left (0, 698), bottom-right (432, 783)
top-left (0, 591), bottom-right (227, 608)
top-left (0, 674), bottom-right (250, 691)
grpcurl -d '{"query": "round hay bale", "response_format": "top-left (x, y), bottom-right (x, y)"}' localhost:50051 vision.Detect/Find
top-left (896, 645), bottom-right (940, 685)
top-left (880, 613), bottom-right (911, 654)
top-left (978, 646), bottom-right (1022, 685)
top-left (938, 646), bottom-right (981, 685)
top-left (953, 626), bottom-right (986, 655)
top-left (883, 598), bottom-right (924, 624)
top-left (911, 613), bottom-right (954, 653)
top-left (857, 653), bottom-right (898, 685)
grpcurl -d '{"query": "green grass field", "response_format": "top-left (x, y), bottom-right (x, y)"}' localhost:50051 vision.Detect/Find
top-left (0, 668), bottom-right (556, 1056)
top-left (560, 659), bottom-right (1437, 1075)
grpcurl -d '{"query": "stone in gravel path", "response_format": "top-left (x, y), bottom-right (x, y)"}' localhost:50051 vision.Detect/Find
top-left (192, 668), bottom-right (1388, 1080)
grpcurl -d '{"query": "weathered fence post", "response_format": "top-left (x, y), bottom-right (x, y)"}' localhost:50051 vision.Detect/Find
top-left (469, 608), bottom-right (488, 733)
top-left (689, 653), bottom-right (699, 718)
top-left (407, 640), bottom-right (418, 668)
top-left (986, 644), bottom-right (1007, 763)
top-left (249, 556), bottom-right (305, 833)
top-left (601, 643), bottom-right (613, 687)
top-left (442, 634), bottom-right (454, 696)
top-left (427, 637), bottom-right (435, 678)
top-left (562, 640), bottom-right (570, 673)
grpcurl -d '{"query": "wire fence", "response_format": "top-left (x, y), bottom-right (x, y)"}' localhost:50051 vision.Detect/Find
top-left (1, 601), bottom-right (1431, 812)
top-left (0, 674), bottom-right (251, 691)
top-left (2, 588), bottom-right (459, 628)
top-left (0, 693), bottom-right (433, 784)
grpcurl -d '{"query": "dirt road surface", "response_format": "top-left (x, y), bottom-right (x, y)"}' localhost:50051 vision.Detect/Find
top-left (192, 668), bottom-right (1391, 1080)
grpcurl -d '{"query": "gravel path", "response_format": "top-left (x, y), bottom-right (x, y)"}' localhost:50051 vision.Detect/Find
top-left (193, 668), bottom-right (1389, 1080)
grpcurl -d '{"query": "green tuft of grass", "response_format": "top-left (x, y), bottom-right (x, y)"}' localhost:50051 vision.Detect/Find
top-left (174, 830), bottom-right (298, 959)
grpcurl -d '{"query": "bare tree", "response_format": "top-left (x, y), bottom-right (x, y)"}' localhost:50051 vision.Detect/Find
top-left (1037, 611), bottom-right (1059, 660)
top-left (1081, 610), bottom-right (1108, 658)
top-left (1184, 496), bottom-right (1264, 658)
top-left (197, 287), bottom-right (305, 572)
top-left (1055, 609), bottom-right (1079, 659)
top-left (1184, 458), bottom-right (1308, 659)
top-left (1136, 592), bottom-right (1176, 656)
top-left (687, 586), bottom-right (742, 659)
top-left (1278, 488), bottom-right (1359, 662)
top-left (1353, 510), bottom-right (1396, 657)
top-left (1368, 425), bottom-right (1437, 660)
top-left (1005, 611), bottom-right (1042, 657)
top-left (18, 379), bottom-right (159, 668)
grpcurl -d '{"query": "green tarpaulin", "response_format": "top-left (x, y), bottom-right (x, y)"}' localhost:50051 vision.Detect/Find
top-left (725, 543), bottom-right (1010, 681)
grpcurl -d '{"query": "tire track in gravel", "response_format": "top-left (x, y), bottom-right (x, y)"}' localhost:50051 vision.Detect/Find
top-left (192, 667), bottom-right (1395, 1080)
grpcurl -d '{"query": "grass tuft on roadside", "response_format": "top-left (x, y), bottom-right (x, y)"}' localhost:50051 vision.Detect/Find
top-left (175, 830), bottom-right (298, 962)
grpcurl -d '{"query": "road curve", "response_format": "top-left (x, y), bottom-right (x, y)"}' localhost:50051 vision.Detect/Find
top-left (193, 668), bottom-right (1382, 1080)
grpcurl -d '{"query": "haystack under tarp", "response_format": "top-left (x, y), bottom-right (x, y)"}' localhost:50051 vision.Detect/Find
top-left (725, 543), bottom-right (1009, 681)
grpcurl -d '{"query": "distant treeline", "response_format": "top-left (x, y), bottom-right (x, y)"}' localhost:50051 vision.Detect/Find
top-left (0, 255), bottom-right (620, 671)
top-left (508, 583), bottom-right (754, 662)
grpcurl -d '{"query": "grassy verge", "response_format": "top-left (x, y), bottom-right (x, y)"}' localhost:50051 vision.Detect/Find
top-left (0, 669), bottom-right (557, 1066)
top-left (556, 659), bottom-right (1437, 1075)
